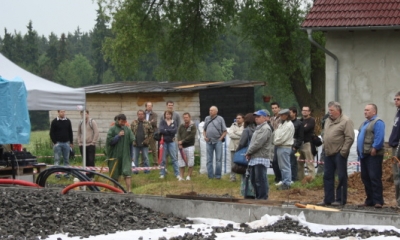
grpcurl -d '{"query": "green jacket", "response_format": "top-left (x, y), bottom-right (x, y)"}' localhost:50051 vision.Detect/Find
top-left (106, 121), bottom-right (135, 178)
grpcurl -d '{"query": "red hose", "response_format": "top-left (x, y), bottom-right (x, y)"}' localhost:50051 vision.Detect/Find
top-left (0, 179), bottom-right (41, 188)
top-left (61, 181), bottom-right (125, 194)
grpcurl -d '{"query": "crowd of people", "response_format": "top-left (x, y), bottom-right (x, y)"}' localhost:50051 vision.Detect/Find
top-left (49, 92), bottom-right (400, 207)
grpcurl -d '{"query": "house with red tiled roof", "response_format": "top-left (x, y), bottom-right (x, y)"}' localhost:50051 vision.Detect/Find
top-left (302, 0), bottom-right (400, 138)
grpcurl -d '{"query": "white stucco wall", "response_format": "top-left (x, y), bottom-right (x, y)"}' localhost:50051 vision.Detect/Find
top-left (325, 30), bottom-right (400, 140)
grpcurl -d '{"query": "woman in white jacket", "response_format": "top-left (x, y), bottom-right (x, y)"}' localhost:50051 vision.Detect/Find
top-left (227, 114), bottom-right (244, 181)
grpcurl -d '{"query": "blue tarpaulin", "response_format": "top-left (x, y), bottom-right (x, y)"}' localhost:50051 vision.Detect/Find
top-left (0, 76), bottom-right (31, 144)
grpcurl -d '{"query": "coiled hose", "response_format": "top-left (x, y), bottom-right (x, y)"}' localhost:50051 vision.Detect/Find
top-left (35, 166), bottom-right (127, 193)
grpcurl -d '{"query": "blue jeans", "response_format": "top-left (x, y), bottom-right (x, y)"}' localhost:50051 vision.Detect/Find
top-left (206, 140), bottom-right (222, 179)
top-left (277, 147), bottom-right (291, 186)
top-left (360, 154), bottom-right (384, 205)
top-left (324, 152), bottom-right (348, 204)
top-left (133, 146), bottom-right (150, 173)
top-left (53, 141), bottom-right (70, 166)
top-left (160, 141), bottom-right (179, 176)
top-left (290, 149), bottom-right (298, 181)
top-left (250, 164), bottom-right (269, 199)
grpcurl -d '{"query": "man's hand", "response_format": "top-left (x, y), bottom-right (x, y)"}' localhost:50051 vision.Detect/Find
top-left (204, 137), bottom-right (209, 142)
top-left (119, 130), bottom-right (125, 136)
top-left (70, 143), bottom-right (73, 148)
top-left (370, 148), bottom-right (377, 156)
top-left (178, 144), bottom-right (183, 149)
top-left (246, 154), bottom-right (251, 160)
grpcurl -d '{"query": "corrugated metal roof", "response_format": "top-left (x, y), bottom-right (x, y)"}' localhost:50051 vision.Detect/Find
top-left (302, 0), bottom-right (400, 29)
top-left (83, 81), bottom-right (265, 94)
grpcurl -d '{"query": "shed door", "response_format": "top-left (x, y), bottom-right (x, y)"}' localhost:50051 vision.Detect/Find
top-left (199, 87), bottom-right (254, 125)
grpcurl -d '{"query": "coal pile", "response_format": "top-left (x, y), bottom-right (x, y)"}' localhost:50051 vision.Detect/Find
top-left (0, 188), bottom-right (191, 239)
top-left (212, 216), bottom-right (400, 239)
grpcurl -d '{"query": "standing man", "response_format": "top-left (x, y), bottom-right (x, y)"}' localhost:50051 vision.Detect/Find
top-left (389, 91), bottom-right (400, 207)
top-left (145, 102), bottom-right (158, 165)
top-left (318, 101), bottom-right (354, 206)
top-left (177, 113), bottom-right (197, 180)
top-left (270, 102), bottom-right (282, 184)
top-left (227, 113), bottom-right (244, 182)
top-left (50, 110), bottom-right (73, 178)
top-left (131, 110), bottom-right (153, 174)
top-left (203, 106), bottom-right (227, 179)
top-left (77, 110), bottom-right (99, 178)
top-left (160, 101), bottom-right (181, 127)
top-left (289, 107), bottom-right (304, 182)
top-left (299, 106), bottom-right (316, 181)
top-left (245, 110), bottom-right (273, 199)
top-left (357, 104), bottom-right (385, 208)
top-left (106, 114), bottom-right (135, 193)
top-left (273, 109), bottom-right (294, 190)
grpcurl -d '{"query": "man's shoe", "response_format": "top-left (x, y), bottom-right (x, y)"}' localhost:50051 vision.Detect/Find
top-left (159, 175), bottom-right (164, 179)
top-left (64, 174), bottom-right (70, 179)
top-left (331, 201), bottom-right (342, 206)
top-left (55, 174), bottom-right (61, 179)
top-left (177, 176), bottom-right (184, 181)
top-left (133, 171), bottom-right (139, 175)
top-left (316, 201), bottom-right (329, 206)
top-left (275, 181), bottom-right (283, 186)
top-left (230, 178), bottom-right (236, 182)
top-left (374, 204), bottom-right (383, 209)
top-left (358, 203), bottom-right (372, 207)
top-left (144, 170), bottom-right (150, 174)
top-left (186, 176), bottom-right (191, 181)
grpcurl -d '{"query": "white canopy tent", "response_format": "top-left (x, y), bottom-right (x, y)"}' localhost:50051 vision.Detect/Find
top-left (0, 53), bottom-right (86, 110)
top-left (0, 53), bottom-right (88, 167)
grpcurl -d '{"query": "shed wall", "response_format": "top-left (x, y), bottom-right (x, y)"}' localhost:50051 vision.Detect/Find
top-left (50, 92), bottom-right (200, 145)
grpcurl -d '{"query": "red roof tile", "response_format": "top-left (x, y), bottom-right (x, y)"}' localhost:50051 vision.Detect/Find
top-left (302, 0), bottom-right (400, 28)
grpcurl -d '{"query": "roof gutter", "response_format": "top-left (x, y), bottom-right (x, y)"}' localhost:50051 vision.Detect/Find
top-left (306, 29), bottom-right (339, 102)
top-left (301, 25), bottom-right (400, 32)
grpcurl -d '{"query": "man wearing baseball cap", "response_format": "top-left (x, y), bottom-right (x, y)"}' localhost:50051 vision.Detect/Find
top-left (273, 109), bottom-right (295, 190)
top-left (245, 110), bottom-right (273, 199)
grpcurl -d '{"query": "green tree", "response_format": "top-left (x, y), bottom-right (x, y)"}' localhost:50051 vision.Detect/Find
top-left (24, 21), bottom-right (39, 69)
top-left (54, 54), bottom-right (95, 87)
top-left (92, 3), bottom-right (111, 84)
top-left (1, 29), bottom-right (15, 60)
top-left (57, 33), bottom-right (69, 65)
top-left (103, 0), bottom-right (237, 80)
top-left (240, 0), bottom-right (325, 115)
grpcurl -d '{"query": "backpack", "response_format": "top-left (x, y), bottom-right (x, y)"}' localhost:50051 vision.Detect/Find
top-left (80, 118), bottom-right (94, 131)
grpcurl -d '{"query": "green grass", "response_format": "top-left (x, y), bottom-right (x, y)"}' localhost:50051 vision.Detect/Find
top-left (29, 130), bottom-right (324, 196)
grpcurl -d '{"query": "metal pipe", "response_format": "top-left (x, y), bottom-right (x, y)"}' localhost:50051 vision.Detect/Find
top-left (306, 29), bottom-right (339, 102)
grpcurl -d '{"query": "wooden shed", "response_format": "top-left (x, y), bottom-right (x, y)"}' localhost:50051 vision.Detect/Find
top-left (50, 80), bottom-right (264, 145)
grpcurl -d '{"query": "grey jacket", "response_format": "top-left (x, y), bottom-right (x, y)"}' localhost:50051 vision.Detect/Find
top-left (246, 121), bottom-right (273, 160)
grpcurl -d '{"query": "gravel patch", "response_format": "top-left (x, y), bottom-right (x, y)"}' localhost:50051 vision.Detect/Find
top-left (0, 187), bottom-right (190, 239)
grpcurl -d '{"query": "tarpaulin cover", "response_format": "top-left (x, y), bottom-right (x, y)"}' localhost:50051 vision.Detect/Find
top-left (0, 77), bottom-right (31, 144)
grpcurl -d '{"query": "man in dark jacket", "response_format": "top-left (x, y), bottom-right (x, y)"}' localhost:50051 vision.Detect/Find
top-left (389, 91), bottom-right (400, 207)
top-left (50, 110), bottom-right (73, 178)
top-left (131, 110), bottom-right (153, 174)
top-left (299, 106), bottom-right (316, 181)
top-left (289, 107), bottom-right (304, 182)
top-left (145, 102), bottom-right (158, 165)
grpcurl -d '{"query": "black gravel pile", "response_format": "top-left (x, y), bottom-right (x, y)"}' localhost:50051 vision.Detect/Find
top-left (207, 216), bottom-right (400, 239)
top-left (0, 188), bottom-right (191, 239)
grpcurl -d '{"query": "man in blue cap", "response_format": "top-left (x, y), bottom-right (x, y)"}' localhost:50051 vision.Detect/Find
top-left (245, 110), bottom-right (273, 199)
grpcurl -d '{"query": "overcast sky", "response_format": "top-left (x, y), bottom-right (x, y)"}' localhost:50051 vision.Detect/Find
top-left (0, 0), bottom-right (98, 38)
